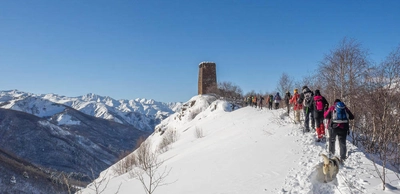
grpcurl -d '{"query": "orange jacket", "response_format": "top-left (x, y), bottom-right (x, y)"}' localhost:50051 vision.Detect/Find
top-left (290, 93), bottom-right (303, 110)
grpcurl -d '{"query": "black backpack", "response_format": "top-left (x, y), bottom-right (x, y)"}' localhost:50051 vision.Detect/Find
top-left (303, 90), bottom-right (312, 107)
top-left (285, 93), bottom-right (291, 102)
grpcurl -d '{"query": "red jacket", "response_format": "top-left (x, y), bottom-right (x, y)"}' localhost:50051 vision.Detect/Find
top-left (289, 93), bottom-right (303, 110)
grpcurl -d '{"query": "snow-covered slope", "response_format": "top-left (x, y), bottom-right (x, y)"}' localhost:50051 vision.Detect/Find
top-left (0, 107), bottom-right (150, 180)
top-left (80, 95), bottom-right (400, 194)
top-left (0, 90), bottom-right (181, 132)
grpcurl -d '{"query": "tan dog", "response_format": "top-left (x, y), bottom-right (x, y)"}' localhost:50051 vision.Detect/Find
top-left (321, 154), bottom-right (340, 183)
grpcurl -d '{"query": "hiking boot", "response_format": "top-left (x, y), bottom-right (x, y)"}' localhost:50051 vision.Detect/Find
top-left (339, 159), bottom-right (345, 166)
top-left (315, 138), bottom-right (321, 142)
top-left (305, 128), bottom-right (310, 132)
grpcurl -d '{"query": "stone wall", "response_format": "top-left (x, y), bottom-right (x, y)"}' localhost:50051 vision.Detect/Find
top-left (198, 62), bottom-right (217, 95)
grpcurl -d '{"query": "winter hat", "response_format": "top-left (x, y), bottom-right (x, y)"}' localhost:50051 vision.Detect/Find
top-left (302, 85), bottom-right (308, 90)
top-left (315, 89), bottom-right (321, 96)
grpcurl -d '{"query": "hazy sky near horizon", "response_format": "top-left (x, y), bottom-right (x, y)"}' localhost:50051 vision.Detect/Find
top-left (1, 0), bottom-right (399, 102)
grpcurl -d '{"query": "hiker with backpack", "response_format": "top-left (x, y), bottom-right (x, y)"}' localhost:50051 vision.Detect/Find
top-left (289, 88), bottom-right (302, 123)
top-left (266, 94), bottom-right (273, 110)
top-left (274, 92), bottom-right (282, 109)
top-left (284, 91), bottom-right (292, 115)
top-left (297, 86), bottom-right (315, 132)
top-left (251, 96), bottom-right (256, 107)
top-left (258, 95), bottom-right (264, 109)
top-left (324, 99), bottom-right (354, 162)
top-left (312, 89), bottom-right (329, 142)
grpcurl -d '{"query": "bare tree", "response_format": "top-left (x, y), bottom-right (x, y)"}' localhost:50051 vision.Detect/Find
top-left (244, 90), bottom-right (257, 98)
top-left (112, 151), bottom-right (137, 175)
top-left (206, 81), bottom-right (243, 100)
top-left (318, 37), bottom-right (371, 103)
top-left (276, 72), bottom-right (294, 95)
top-left (158, 129), bottom-right (179, 153)
top-left (295, 74), bottom-right (319, 93)
top-left (361, 45), bottom-right (400, 190)
top-left (194, 126), bottom-right (204, 138)
top-left (86, 168), bottom-right (115, 194)
top-left (317, 37), bottom-right (372, 145)
top-left (130, 139), bottom-right (172, 194)
top-left (62, 173), bottom-right (73, 194)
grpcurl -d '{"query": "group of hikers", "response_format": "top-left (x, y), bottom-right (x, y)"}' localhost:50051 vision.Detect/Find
top-left (290, 86), bottom-right (354, 162)
top-left (244, 86), bottom-right (354, 162)
top-left (245, 92), bottom-right (282, 110)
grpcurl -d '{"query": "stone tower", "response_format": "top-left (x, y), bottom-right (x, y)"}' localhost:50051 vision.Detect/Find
top-left (198, 62), bottom-right (217, 95)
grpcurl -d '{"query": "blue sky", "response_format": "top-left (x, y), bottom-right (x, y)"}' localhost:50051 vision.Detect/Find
top-left (1, 1), bottom-right (399, 102)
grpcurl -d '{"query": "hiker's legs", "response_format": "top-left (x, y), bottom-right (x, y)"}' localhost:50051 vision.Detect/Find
top-left (337, 129), bottom-right (348, 160)
top-left (329, 128), bottom-right (337, 156)
top-left (304, 108), bottom-right (310, 131)
top-left (293, 108), bottom-right (295, 118)
top-left (316, 122), bottom-right (325, 139)
top-left (319, 115), bottom-right (325, 136)
top-left (293, 109), bottom-right (296, 120)
top-left (315, 113), bottom-right (325, 138)
top-left (286, 104), bottom-right (290, 114)
top-left (315, 116), bottom-right (322, 138)
top-left (310, 110), bottom-right (315, 130)
top-left (295, 109), bottom-right (300, 122)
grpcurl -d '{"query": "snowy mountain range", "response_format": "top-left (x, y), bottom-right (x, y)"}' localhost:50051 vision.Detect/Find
top-left (0, 90), bottom-right (181, 132)
top-left (80, 95), bottom-right (399, 194)
top-left (0, 89), bottom-right (181, 193)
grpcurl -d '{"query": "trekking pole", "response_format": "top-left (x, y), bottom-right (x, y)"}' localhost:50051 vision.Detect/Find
top-left (301, 109), bottom-right (305, 134)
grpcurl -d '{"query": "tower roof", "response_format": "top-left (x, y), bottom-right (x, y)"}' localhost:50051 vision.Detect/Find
top-left (199, 61), bottom-right (216, 67)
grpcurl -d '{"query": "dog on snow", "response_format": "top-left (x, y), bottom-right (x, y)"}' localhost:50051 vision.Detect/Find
top-left (320, 154), bottom-right (340, 183)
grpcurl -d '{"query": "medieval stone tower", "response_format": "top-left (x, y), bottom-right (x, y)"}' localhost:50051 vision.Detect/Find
top-left (198, 61), bottom-right (217, 95)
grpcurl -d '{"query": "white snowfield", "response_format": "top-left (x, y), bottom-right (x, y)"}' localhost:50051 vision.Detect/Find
top-left (80, 95), bottom-right (399, 194)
